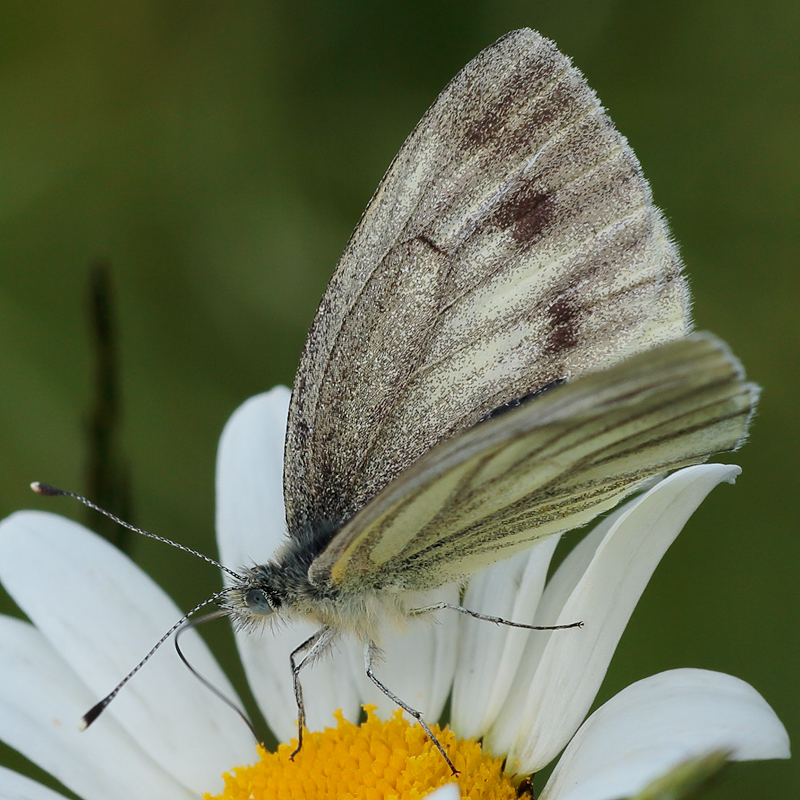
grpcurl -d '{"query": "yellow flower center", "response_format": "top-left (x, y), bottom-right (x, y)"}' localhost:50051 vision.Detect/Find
top-left (205, 707), bottom-right (517, 800)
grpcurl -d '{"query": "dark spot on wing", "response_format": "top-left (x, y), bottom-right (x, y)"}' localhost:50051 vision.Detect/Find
top-left (460, 49), bottom-right (596, 161)
top-left (542, 295), bottom-right (580, 355)
top-left (462, 69), bottom-right (531, 148)
top-left (512, 192), bottom-right (553, 242)
top-left (490, 179), bottom-right (554, 243)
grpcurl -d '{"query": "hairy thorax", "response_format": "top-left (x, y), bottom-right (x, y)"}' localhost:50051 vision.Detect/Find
top-left (224, 559), bottom-right (417, 645)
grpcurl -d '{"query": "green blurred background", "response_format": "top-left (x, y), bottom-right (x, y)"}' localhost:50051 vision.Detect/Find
top-left (0, 1), bottom-right (797, 797)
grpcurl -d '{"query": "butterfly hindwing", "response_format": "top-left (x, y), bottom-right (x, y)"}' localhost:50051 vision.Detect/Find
top-left (307, 334), bottom-right (757, 593)
top-left (283, 29), bottom-right (690, 540)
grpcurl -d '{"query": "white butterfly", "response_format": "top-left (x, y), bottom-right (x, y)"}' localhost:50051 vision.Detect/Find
top-left (214, 29), bottom-right (758, 769)
top-left (46, 29), bottom-right (752, 774)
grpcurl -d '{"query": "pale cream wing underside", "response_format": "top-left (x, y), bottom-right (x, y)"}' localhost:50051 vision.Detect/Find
top-left (284, 28), bottom-right (690, 538)
top-left (308, 335), bottom-right (757, 593)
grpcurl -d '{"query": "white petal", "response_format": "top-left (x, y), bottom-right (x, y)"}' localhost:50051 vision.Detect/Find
top-left (451, 537), bottom-right (559, 739)
top-left (488, 464), bottom-right (741, 772)
top-left (215, 389), bottom-right (361, 739)
top-left (0, 616), bottom-right (194, 800)
top-left (422, 783), bottom-right (461, 800)
top-left (487, 500), bottom-right (632, 753)
top-left (349, 586), bottom-right (460, 723)
top-left (0, 767), bottom-right (70, 800)
top-left (0, 511), bottom-right (254, 795)
top-left (489, 483), bottom-right (674, 742)
top-left (540, 669), bottom-right (790, 800)
top-left (216, 388), bottom-right (292, 569)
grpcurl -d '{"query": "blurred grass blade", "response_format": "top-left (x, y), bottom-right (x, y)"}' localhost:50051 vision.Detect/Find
top-left (85, 260), bottom-right (134, 551)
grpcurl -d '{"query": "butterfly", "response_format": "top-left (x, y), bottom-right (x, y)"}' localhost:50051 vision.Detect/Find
top-left (213, 28), bottom-right (758, 771)
top-left (53, 28), bottom-right (755, 774)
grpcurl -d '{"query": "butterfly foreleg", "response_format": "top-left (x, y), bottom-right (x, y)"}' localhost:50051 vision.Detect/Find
top-left (289, 626), bottom-right (335, 759)
top-left (409, 601), bottom-right (583, 631)
top-left (363, 642), bottom-right (459, 775)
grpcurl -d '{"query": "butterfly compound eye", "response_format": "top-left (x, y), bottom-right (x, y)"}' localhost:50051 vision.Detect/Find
top-left (244, 588), bottom-right (275, 615)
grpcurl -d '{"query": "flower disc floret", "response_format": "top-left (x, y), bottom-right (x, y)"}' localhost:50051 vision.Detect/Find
top-left (206, 707), bottom-right (516, 800)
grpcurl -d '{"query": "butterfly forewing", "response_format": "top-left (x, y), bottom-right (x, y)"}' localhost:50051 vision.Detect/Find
top-left (284, 29), bottom-right (690, 539)
top-left (307, 334), bottom-right (757, 593)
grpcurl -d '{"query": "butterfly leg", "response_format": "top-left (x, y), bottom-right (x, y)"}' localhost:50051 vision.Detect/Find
top-left (410, 602), bottom-right (583, 631)
top-left (289, 626), bottom-right (335, 759)
top-left (363, 642), bottom-right (459, 775)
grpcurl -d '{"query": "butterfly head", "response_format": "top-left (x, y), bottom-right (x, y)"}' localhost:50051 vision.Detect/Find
top-left (222, 564), bottom-right (289, 632)
top-left (221, 551), bottom-right (332, 633)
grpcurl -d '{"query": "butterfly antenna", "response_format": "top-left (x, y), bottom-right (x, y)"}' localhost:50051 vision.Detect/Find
top-left (80, 588), bottom-right (234, 730)
top-left (30, 481), bottom-right (242, 582)
top-left (174, 610), bottom-right (259, 743)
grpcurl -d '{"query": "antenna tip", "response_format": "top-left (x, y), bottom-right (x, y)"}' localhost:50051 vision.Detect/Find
top-left (31, 482), bottom-right (63, 497)
top-left (81, 700), bottom-right (106, 730)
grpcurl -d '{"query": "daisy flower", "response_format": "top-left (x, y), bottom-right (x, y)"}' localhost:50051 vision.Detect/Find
top-left (0, 387), bottom-right (788, 800)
